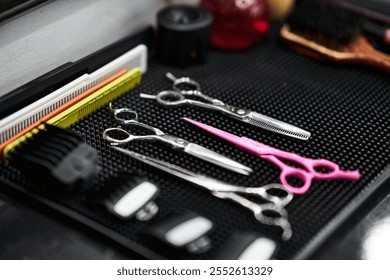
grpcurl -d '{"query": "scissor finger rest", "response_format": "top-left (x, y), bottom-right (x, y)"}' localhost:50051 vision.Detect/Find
top-left (309, 158), bottom-right (361, 181)
top-left (309, 158), bottom-right (339, 175)
top-left (108, 102), bottom-right (119, 112)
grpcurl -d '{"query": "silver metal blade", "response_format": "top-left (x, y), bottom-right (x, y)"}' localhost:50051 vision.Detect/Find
top-left (184, 143), bottom-right (253, 175)
top-left (111, 146), bottom-right (215, 192)
top-left (112, 147), bottom-right (197, 177)
top-left (243, 112), bottom-right (311, 140)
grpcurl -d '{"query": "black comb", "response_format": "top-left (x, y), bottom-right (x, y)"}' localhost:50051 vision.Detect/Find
top-left (8, 125), bottom-right (98, 190)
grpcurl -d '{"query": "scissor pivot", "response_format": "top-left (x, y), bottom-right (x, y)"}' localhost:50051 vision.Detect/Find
top-left (237, 109), bottom-right (246, 115)
top-left (176, 139), bottom-right (185, 144)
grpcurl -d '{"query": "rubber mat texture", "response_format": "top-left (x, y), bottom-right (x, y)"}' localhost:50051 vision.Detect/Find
top-left (1, 26), bottom-right (390, 259)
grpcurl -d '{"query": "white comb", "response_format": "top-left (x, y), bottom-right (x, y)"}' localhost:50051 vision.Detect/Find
top-left (0, 44), bottom-right (147, 144)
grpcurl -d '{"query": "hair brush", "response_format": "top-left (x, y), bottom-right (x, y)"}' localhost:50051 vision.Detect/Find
top-left (280, 0), bottom-right (390, 72)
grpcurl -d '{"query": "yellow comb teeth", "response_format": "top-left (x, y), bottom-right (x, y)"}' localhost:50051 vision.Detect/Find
top-left (3, 68), bottom-right (142, 160)
top-left (48, 68), bottom-right (142, 128)
top-left (3, 125), bottom-right (47, 164)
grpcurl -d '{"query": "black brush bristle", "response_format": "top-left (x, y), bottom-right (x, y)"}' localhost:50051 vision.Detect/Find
top-left (287, 0), bottom-right (364, 50)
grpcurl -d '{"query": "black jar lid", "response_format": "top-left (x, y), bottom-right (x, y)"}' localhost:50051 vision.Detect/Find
top-left (157, 5), bottom-right (213, 32)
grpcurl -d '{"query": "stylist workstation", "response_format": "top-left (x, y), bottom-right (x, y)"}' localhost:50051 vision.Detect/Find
top-left (1, 0), bottom-right (390, 260)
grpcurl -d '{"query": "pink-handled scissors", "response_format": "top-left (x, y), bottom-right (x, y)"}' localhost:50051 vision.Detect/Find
top-left (183, 118), bottom-right (360, 194)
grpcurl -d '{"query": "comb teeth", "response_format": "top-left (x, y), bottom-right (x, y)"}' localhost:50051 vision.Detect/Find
top-left (244, 117), bottom-right (310, 140)
top-left (12, 125), bottom-right (80, 155)
top-left (9, 125), bottom-right (98, 189)
top-left (48, 69), bottom-right (142, 128)
top-left (10, 125), bottom-right (78, 169)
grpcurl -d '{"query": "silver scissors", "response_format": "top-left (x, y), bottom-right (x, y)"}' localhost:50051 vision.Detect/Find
top-left (140, 72), bottom-right (311, 141)
top-left (103, 103), bottom-right (253, 175)
top-left (111, 146), bottom-right (294, 240)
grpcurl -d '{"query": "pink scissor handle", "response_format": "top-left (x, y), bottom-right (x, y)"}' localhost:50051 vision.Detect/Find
top-left (262, 154), bottom-right (361, 194)
top-left (279, 160), bottom-right (360, 194)
top-left (262, 155), bottom-right (313, 194)
top-left (180, 122), bottom-right (361, 195)
top-left (308, 158), bottom-right (360, 181)
top-left (308, 158), bottom-right (339, 177)
top-left (253, 138), bottom-right (361, 179)
top-left (278, 164), bottom-right (314, 194)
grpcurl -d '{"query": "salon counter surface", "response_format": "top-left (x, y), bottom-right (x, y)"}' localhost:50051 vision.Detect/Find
top-left (1, 187), bottom-right (390, 259)
top-left (0, 191), bottom-right (131, 260)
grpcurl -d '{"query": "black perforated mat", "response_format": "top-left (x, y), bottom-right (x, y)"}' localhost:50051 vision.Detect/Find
top-left (1, 26), bottom-right (390, 259)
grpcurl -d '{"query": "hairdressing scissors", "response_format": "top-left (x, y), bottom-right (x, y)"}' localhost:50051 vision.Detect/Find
top-left (111, 146), bottom-right (294, 240)
top-left (183, 118), bottom-right (361, 194)
top-left (102, 103), bottom-right (253, 175)
top-left (139, 72), bottom-right (311, 141)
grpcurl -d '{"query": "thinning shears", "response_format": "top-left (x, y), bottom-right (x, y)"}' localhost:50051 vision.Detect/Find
top-left (183, 118), bottom-right (361, 194)
top-left (111, 146), bottom-right (294, 240)
top-left (140, 72), bottom-right (311, 141)
top-left (102, 103), bottom-right (253, 175)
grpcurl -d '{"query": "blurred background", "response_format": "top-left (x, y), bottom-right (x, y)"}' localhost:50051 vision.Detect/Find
top-left (1, 0), bottom-right (389, 96)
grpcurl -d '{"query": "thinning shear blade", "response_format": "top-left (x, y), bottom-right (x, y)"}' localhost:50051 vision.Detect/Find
top-left (243, 112), bottom-right (311, 141)
top-left (164, 73), bottom-right (311, 141)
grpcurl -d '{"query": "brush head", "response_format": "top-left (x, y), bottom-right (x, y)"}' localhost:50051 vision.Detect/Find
top-left (286, 0), bottom-right (363, 50)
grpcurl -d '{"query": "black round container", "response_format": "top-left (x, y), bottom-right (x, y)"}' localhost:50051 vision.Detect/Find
top-left (157, 5), bottom-right (213, 67)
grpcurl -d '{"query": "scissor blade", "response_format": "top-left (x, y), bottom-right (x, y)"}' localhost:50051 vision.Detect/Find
top-left (111, 146), bottom-right (215, 192)
top-left (244, 112), bottom-right (311, 141)
top-left (111, 146), bottom-right (197, 177)
top-left (184, 143), bottom-right (253, 176)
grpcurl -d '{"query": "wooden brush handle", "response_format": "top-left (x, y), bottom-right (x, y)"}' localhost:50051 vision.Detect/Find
top-left (280, 25), bottom-right (390, 73)
top-left (345, 36), bottom-right (390, 71)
